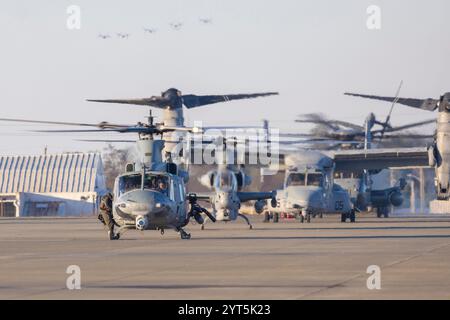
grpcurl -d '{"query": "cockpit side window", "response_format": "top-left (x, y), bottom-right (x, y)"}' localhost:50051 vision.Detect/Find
top-left (214, 171), bottom-right (237, 191)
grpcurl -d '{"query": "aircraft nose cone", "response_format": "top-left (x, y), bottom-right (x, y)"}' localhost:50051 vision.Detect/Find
top-left (118, 190), bottom-right (166, 216)
top-left (217, 192), bottom-right (230, 208)
top-left (288, 187), bottom-right (324, 210)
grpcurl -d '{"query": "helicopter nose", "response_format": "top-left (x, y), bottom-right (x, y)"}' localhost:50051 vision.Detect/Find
top-left (288, 188), bottom-right (324, 211)
top-left (118, 190), bottom-right (166, 216)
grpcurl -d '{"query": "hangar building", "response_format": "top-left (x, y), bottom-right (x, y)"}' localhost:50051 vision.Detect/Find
top-left (0, 153), bottom-right (107, 217)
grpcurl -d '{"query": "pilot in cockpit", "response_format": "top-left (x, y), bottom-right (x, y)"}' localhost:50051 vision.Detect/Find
top-left (156, 179), bottom-right (168, 194)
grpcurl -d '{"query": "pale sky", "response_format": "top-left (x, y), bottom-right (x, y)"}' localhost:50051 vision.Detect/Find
top-left (0, 0), bottom-right (449, 155)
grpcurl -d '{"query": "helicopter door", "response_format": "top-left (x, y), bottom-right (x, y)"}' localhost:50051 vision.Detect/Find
top-left (169, 178), bottom-right (175, 202)
top-left (177, 183), bottom-right (186, 216)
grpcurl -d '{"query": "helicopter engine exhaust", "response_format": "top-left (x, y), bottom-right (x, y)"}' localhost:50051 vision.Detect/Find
top-left (136, 215), bottom-right (149, 231)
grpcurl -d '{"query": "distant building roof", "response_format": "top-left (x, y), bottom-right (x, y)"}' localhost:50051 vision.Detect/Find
top-left (0, 153), bottom-right (106, 193)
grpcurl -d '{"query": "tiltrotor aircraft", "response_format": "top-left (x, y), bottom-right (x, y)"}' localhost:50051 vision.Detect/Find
top-left (294, 112), bottom-right (434, 149)
top-left (345, 91), bottom-right (449, 200)
top-left (266, 151), bottom-right (356, 223)
top-left (87, 88), bottom-right (278, 153)
top-left (0, 114), bottom-right (216, 240)
top-left (264, 145), bottom-right (432, 223)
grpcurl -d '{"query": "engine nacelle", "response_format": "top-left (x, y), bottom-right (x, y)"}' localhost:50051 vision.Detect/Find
top-left (235, 170), bottom-right (252, 190)
top-left (388, 190), bottom-right (404, 207)
top-left (370, 188), bottom-right (404, 208)
top-left (254, 200), bottom-right (266, 214)
top-left (199, 171), bottom-right (215, 189)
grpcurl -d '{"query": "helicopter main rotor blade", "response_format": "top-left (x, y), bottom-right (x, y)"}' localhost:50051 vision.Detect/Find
top-left (373, 119), bottom-right (435, 134)
top-left (381, 134), bottom-right (435, 139)
top-left (160, 126), bottom-right (203, 133)
top-left (35, 125), bottom-right (200, 135)
top-left (344, 93), bottom-right (439, 111)
top-left (181, 92), bottom-right (278, 108)
top-left (296, 118), bottom-right (363, 131)
top-left (34, 129), bottom-right (128, 133)
top-left (76, 139), bottom-right (136, 143)
top-left (0, 117), bottom-right (129, 129)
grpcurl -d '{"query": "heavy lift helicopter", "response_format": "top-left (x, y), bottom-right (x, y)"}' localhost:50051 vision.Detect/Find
top-left (0, 113), bottom-right (217, 240)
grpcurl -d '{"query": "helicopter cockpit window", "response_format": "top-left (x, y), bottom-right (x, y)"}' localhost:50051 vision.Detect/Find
top-left (144, 175), bottom-right (169, 195)
top-left (306, 173), bottom-right (323, 187)
top-left (118, 174), bottom-right (142, 195)
top-left (214, 171), bottom-right (237, 191)
top-left (118, 174), bottom-right (170, 196)
top-left (287, 173), bottom-right (306, 186)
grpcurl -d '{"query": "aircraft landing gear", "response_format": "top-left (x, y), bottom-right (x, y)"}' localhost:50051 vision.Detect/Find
top-left (238, 213), bottom-right (253, 230)
top-left (350, 210), bottom-right (356, 223)
top-left (178, 227), bottom-right (191, 240)
top-left (376, 207), bottom-right (389, 218)
top-left (298, 212), bottom-right (311, 223)
top-left (108, 230), bottom-right (120, 240)
top-left (272, 212), bottom-right (279, 223)
top-left (263, 212), bottom-right (271, 223)
top-left (341, 210), bottom-right (356, 223)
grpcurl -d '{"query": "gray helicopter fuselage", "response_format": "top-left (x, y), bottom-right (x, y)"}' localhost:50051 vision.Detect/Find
top-left (205, 168), bottom-right (243, 221)
top-left (199, 167), bottom-right (273, 222)
top-left (112, 171), bottom-right (188, 231)
top-left (272, 152), bottom-right (353, 217)
top-left (211, 189), bottom-right (241, 222)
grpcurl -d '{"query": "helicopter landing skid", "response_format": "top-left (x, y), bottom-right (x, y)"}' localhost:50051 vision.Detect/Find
top-left (238, 213), bottom-right (253, 230)
top-left (116, 225), bottom-right (135, 238)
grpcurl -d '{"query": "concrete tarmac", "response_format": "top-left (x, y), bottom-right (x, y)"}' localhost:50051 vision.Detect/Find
top-left (1, 214), bottom-right (450, 299)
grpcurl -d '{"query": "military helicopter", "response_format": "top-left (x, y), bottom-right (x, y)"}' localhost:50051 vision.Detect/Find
top-left (194, 137), bottom-right (277, 229)
top-left (263, 145), bottom-right (426, 224)
top-left (292, 112), bottom-right (434, 150)
top-left (0, 113), bottom-right (216, 240)
top-left (257, 119), bottom-right (411, 221)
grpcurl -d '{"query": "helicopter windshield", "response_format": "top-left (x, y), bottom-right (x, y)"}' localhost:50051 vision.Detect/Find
top-left (118, 173), bottom-right (170, 196)
top-left (306, 173), bottom-right (323, 187)
top-left (286, 173), bottom-right (306, 186)
top-left (214, 171), bottom-right (237, 191)
top-left (287, 172), bottom-right (323, 187)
